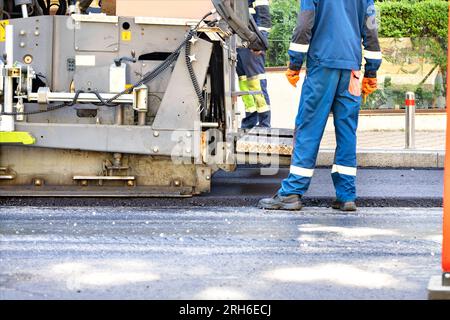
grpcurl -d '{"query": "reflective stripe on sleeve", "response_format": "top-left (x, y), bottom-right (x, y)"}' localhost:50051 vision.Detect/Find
top-left (289, 42), bottom-right (309, 53)
top-left (364, 50), bottom-right (382, 60)
top-left (290, 165), bottom-right (314, 178)
top-left (249, 8), bottom-right (256, 14)
top-left (258, 26), bottom-right (271, 32)
top-left (248, 74), bottom-right (267, 81)
top-left (254, 0), bottom-right (270, 7)
top-left (332, 165), bottom-right (357, 176)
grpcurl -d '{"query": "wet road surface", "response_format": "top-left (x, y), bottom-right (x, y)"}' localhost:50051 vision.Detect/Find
top-left (0, 206), bottom-right (442, 300)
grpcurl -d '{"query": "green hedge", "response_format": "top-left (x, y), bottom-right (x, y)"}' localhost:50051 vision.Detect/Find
top-left (267, 0), bottom-right (449, 67)
top-left (377, 0), bottom-right (448, 39)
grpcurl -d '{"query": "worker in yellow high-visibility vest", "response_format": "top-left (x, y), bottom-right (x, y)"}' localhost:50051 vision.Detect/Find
top-left (237, 0), bottom-right (272, 129)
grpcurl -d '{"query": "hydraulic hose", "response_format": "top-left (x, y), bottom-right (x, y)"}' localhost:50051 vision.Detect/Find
top-left (1, 90), bottom-right (85, 116)
top-left (1, 12), bottom-right (215, 116)
top-left (185, 34), bottom-right (205, 110)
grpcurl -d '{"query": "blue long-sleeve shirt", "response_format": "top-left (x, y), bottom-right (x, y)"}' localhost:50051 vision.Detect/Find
top-left (288, 0), bottom-right (382, 77)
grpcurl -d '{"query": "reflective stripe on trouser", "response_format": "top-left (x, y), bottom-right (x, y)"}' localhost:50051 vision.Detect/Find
top-left (238, 77), bottom-right (257, 113)
top-left (237, 48), bottom-right (271, 127)
top-left (331, 165), bottom-right (357, 202)
top-left (279, 65), bottom-right (361, 201)
top-left (247, 76), bottom-right (270, 113)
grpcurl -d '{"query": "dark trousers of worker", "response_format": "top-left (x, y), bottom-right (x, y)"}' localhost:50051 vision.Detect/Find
top-left (278, 65), bottom-right (361, 202)
top-left (236, 48), bottom-right (271, 128)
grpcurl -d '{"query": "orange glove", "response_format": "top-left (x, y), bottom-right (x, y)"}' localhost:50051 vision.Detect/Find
top-left (362, 77), bottom-right (378, 102)
top-left (286, 69), bottom-right (300, 88)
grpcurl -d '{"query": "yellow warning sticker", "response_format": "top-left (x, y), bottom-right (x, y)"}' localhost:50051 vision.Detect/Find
top-left (122, 31), bottom-right (131, 42)
top-left (0, 20), bottom-right (10, 42)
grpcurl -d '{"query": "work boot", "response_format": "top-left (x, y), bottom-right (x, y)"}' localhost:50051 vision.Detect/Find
top-left (258, 194), bottom-right (302, 211)
top-left (332, 200), bottom-right (357, 212)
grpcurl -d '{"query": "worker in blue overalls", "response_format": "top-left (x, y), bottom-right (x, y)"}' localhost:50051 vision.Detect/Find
top-left (237, 0), bottom-right (272, 128)
top-left (259, 0), bottom-right (382, 211)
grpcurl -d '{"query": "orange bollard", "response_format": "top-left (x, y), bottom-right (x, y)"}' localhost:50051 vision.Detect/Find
top-left (443, 2), bottom-right (450, 276)
top-left (427, 5), bottom-right (450, 298)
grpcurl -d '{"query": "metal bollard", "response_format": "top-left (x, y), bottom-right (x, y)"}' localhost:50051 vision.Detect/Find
top-left (405, 92), bottom-right (416, 149)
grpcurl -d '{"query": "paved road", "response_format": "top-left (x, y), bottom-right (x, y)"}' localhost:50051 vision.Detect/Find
top-left (211, 167), bottom-right (444, 207)
top-left (0, 206), bottom-right (442, 300)
top-left (0, 168), bottom-right (443, 208)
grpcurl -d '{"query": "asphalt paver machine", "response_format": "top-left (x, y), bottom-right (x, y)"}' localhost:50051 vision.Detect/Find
top-left (0, 0), bottom-right (269, 197)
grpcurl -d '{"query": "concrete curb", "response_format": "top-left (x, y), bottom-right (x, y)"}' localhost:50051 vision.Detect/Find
top-left (319, 149), bottom-right (445, 168)
top-left (243, 149), bottom-right (445, 168)
top-left (428, 276), bottom-right (450, 300)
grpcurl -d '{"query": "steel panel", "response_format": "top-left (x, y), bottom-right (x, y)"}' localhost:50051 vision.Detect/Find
top-left (152, 38), bottom-right (213, 130)
top-left (74, 20), bottom-right (119, 52)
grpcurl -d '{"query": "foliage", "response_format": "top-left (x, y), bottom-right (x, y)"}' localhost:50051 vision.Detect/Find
top-left (377, 0), bottom-right (448, 77)
top-left (376, 0), bottom-right (448, 40)
top-left (266, 0), bottom-right (449, 67)
top-left (266, 0), bottom-right (298, 67)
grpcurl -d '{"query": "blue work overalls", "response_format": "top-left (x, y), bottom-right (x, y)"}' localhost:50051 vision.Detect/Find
top-left (279, 0), bottom-right (382, 202)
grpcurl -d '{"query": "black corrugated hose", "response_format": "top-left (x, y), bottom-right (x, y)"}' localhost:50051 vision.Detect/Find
top-left (185, 34), bottom-right (205, 111)
top-left (1, 11), bottom-right (214, 116)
